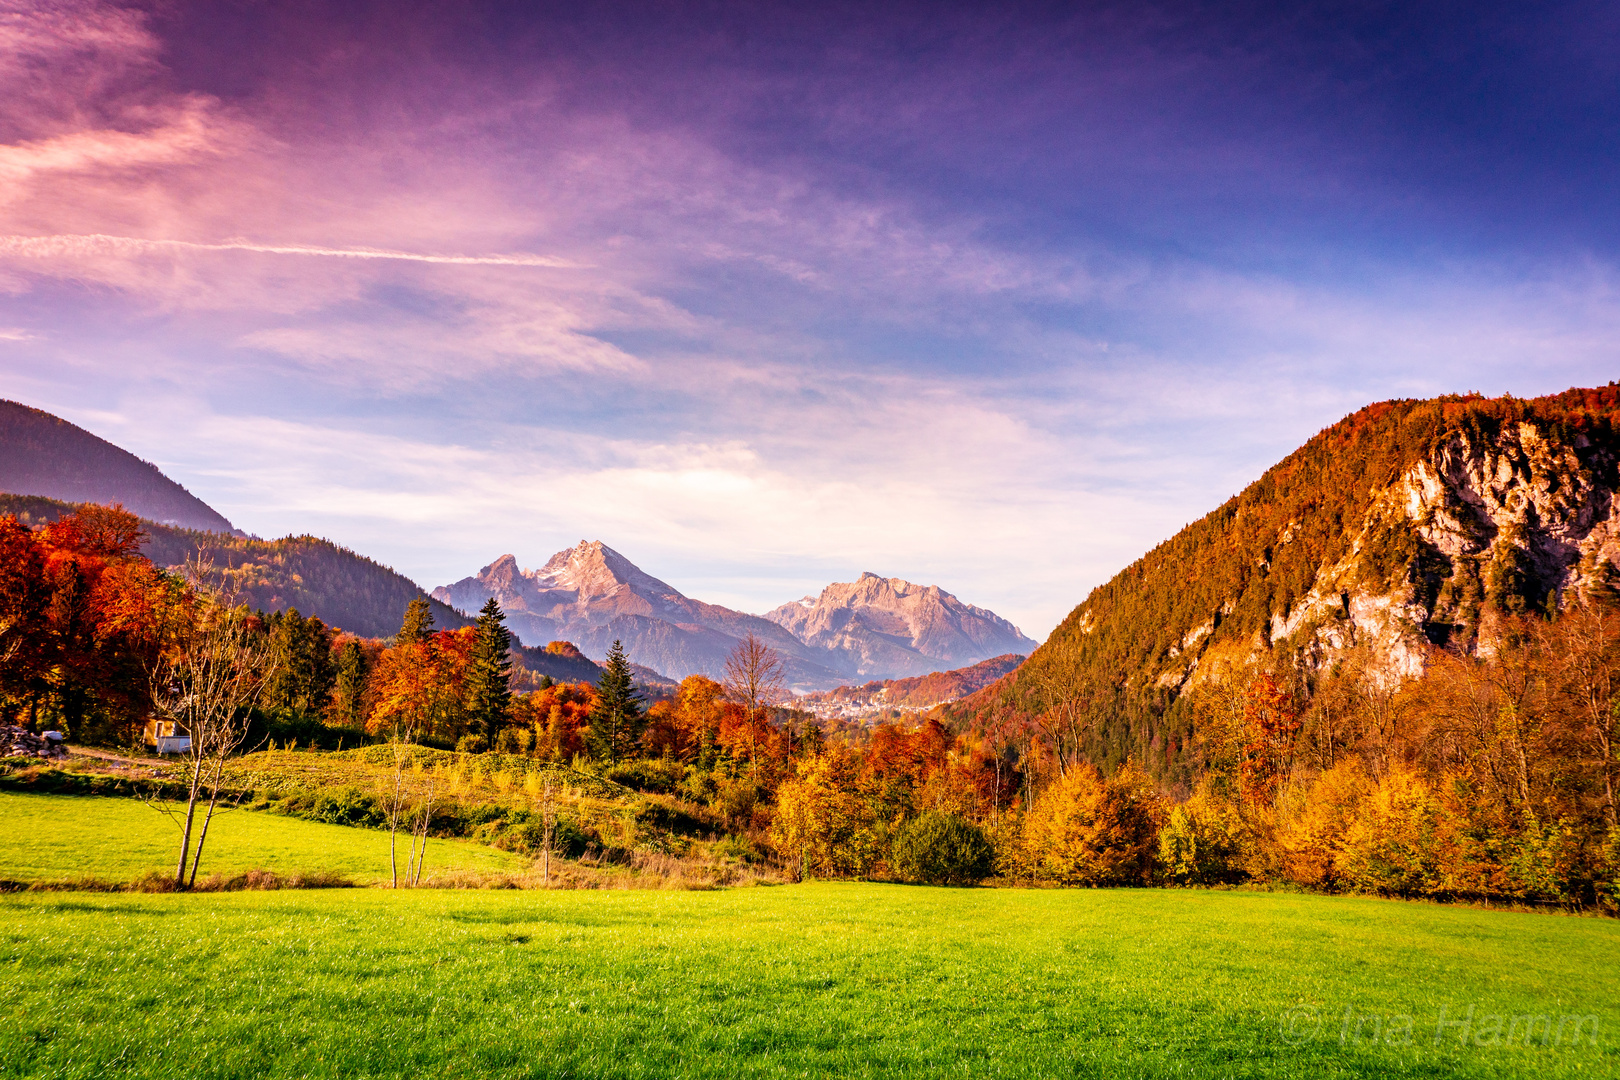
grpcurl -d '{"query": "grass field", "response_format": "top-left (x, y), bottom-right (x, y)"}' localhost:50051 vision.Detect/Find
top-left (0, 792), bottom-right (523, 885)
top-left (1, 884), bottom-right (1614, 1078)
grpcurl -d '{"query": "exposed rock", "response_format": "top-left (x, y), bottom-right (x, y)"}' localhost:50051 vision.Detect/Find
top-left (2, 726), bottom-right (68, 761)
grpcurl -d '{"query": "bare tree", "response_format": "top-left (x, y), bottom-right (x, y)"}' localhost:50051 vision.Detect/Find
top-left (724, 633), bottom-right (786, 772)
top-left (147, 600), bottom-right (276, 889)
top-left (1026, 633), bottom-right (1093, 778)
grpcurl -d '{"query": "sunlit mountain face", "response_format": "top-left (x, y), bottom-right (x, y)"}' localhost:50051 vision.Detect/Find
top-left (3, 0), bottom-right (1617, 640)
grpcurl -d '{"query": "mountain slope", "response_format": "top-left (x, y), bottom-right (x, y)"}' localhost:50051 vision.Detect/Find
top-left (0, 401), bottom-right (236, 533)
top-left (797, 654), bottom-right (1028, 720)
top-left (765, 572), bottom-right (1037, 678)
top-left (0, 493), bottom-right (465, 640)
top-left (957, 385), bottom-right (1620, 779)
top-left (433, 543), bottom-right (849, 688)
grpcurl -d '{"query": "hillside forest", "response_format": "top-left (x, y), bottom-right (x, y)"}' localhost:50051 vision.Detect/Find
top-left (2, 471), bottom-right (1619, 909)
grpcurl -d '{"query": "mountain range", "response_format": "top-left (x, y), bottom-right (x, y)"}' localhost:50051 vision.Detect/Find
top-left (432, 545), bottom-right (1035, 689)
top-left (0, 401), bottom-right (1034, 690)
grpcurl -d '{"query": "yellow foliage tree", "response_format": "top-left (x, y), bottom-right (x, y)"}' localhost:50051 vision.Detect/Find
top-left (771, 747), bottom-right (874, 881)
top-left (1022, 761), bottom-right (1165, 886)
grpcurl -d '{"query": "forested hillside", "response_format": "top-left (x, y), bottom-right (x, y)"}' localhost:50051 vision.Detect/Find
top-left (952, 385), bottom-right (1620, 783)
top-left (800, 654), bottom-right (1026, 718)
top-left (0, 494), bottom-right (463, 639)
top-left (0, 401), bottom-right (236, 533)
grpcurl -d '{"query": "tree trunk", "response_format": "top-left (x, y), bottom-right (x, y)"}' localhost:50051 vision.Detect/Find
top-left (188, 757), bottom-right (229, 888)
top-left (175, 752), bottom-right (206, 889)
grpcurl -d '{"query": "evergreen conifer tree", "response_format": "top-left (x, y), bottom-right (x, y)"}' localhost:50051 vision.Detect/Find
top-left (586, 639), bottom-right (644, 764)
top-left (332, 640), bottom-right (370, 728)
top-left (397, 597), bottom-right (434, 644)
top-left (465, 598), bottom-right (513, 742)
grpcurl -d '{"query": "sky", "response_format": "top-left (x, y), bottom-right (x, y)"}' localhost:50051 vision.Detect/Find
top-left (2, 0), bottom-right (1618, 639)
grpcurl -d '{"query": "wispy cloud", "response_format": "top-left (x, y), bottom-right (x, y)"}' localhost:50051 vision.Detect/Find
top-left (0, 233), bottom-right (581, 268)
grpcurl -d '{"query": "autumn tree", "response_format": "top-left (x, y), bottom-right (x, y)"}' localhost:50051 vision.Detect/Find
top-left (1238, 674), bottom-right (1301, 806)
top-left (772, 746), bottom-right (873, 880)
top-left (586, 640), bottom-right (644, 764)
top-left (1021, 761), bottom-right (1165, 886)
top-left (1026, 632), bottom-right (1096, 779)
top-left (724, 633), bottom-right (785, 771)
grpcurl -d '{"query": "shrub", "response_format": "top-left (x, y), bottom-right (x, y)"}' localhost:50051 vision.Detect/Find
top-left (456, 734), bottom-right (490, 754)
top-left (679, 768), bottom-right (718, 805)
top-left (890, 812), bottom-right (994, 885)
top-left (713, 833), bottom-right (762, 864)
top-left (631, 797), bottom-right (707, 838)
top-left (605, 758), bottom-right (685, 794)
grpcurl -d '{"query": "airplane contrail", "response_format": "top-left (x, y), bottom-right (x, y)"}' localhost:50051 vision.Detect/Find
top-left (0, 233), bottom-right (581, 268)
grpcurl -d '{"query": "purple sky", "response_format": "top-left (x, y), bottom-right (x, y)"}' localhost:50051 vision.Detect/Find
top-left (3, 0), bottom-right (1618, 638)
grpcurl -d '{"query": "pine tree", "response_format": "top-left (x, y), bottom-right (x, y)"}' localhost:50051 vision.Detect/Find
top-left (465, 598), bottom-right (513, 742)
top-left (586, 640), bottom-right (644, 765)
top-left (332, 640), bottom-right (370, 728)
top-left (397, 597), bottom-right (434, 645)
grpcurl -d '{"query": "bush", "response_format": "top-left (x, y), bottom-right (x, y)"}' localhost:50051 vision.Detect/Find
top-left (713, 833), bottom-right (763, 864)
top-left (605, 758), bottom-right (685, 794)
top-left (890, 812), bottom-right (995, 886)
top-left (679, 768), bottom-right (718, 805)
top-left (456, 734), bottom-right (490, 754)
top-left (631, 797), bottom-right (708, 838)
top-left (277, 786), bottom-right (384, 828)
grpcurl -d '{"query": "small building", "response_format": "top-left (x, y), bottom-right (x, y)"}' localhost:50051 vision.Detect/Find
top-left (143, 717), bottom-right (192, 755)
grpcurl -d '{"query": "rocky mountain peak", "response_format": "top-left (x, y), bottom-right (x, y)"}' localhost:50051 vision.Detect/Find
top-left (764, 573), bottom-right (1037, 679)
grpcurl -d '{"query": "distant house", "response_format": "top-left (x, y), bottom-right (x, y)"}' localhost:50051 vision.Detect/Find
top-left (143, 717), bottom-right (191, 755)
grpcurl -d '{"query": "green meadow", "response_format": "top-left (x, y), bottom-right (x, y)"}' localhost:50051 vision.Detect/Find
top-left (0, 792), bottom-right (522, 885)
top-left (2, 882), bottom-right (1616, 1078)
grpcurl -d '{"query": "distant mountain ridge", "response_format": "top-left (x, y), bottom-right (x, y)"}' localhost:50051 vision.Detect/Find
top-left (433, 542), bottom-right (850, 689)
top-left (435, 545), bottom-right (1037, 690)
top-left (796, 654), bottom-right (1027, 720)
top-left (0, 400), bottom-right (237, 533)
top-left (764, 572), bottom-right (1038, 679)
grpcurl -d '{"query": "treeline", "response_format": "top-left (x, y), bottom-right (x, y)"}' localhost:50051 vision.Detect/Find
top-left (7, 504), bottom-right (1616, 910)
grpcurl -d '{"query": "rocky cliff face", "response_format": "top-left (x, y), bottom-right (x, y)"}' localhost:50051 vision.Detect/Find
top-left (765, 572), bottom-right (1038, 679)
top-left (433, 542), bottom-right (848, 689)
top-left (1244, 415), bottom-right (1620, 682)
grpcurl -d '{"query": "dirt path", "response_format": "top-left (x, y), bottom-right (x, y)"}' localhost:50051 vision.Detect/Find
top-left (66, 746), bottom-right (170, 775)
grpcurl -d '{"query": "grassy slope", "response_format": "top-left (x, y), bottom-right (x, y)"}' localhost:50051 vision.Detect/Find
top-left (0, 885), bottom-right (1614, 1079)
top-left (0, 793), bottom-right (522, 885)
